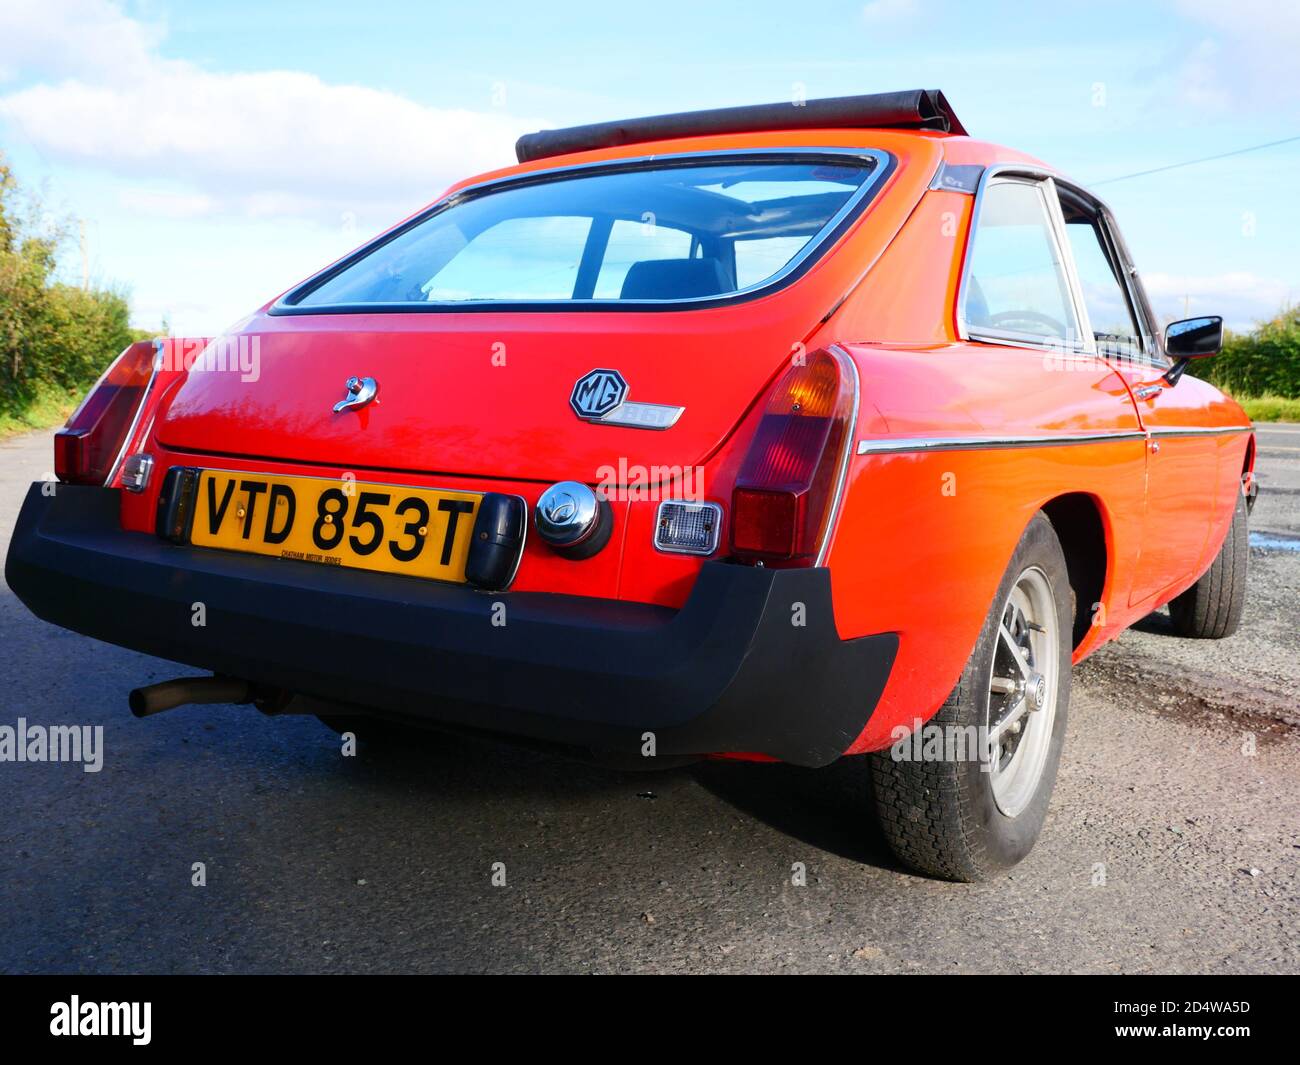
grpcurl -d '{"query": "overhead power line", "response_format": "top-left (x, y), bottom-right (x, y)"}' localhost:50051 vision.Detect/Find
top-left (1091, 134), bottom-right (1300, 186)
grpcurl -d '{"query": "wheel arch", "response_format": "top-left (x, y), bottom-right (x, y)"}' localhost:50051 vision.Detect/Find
top-left (1040, 491), bottom-right (1111, 656)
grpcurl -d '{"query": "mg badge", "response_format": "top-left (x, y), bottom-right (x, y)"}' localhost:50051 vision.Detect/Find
top-left (570, 368), bottom-right (628, 421)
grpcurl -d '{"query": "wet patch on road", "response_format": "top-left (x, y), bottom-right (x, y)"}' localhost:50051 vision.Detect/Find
top-left (1250, 531), bottom-right (1300, 553)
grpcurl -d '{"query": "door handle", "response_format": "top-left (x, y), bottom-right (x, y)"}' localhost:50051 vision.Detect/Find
top-left (1134, 384), bottom-right (1164, 401)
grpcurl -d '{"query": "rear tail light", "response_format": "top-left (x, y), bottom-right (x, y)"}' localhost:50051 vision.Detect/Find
top-left (54, 340), bottom-right (159, 486)
top-left (730, 348), bottom-right (857, 565)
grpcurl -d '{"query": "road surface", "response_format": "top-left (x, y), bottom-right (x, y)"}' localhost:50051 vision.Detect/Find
top-left (1, 425), bottom-right (1296, 973)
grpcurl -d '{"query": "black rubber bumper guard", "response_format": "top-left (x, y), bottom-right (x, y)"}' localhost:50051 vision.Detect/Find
top-left (5, 484), bottom-right (897, 767)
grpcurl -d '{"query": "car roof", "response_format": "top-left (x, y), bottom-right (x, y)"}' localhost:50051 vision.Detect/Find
top-left (514, 89), bottom-right (966, 161)
top-left (442, 128), bottom-right (1052, 201)
top-left (441, 91), bottom-right (1054, 196)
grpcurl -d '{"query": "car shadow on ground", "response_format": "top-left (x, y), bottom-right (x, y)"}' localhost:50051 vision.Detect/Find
top-left (689, 755), bottom-right (901, 871)
top-left (342, 724), bottom-right (902, 872)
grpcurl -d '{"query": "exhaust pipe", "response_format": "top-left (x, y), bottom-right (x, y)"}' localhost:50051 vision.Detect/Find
top-left (128, 676), bottom-right (254, 718)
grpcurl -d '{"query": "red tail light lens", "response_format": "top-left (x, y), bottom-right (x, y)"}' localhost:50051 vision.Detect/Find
top-left (730, 349), bottom-right (856, 564)
top-left (54, 341), bottom-right (158, 485)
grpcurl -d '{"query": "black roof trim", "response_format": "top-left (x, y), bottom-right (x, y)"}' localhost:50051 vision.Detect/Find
top-left (515, 90), bottom-right (965, 163)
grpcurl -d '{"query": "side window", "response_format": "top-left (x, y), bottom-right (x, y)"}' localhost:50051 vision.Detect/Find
top-left (1062, 218), bottom-right (1143, 359)
top-left (422, 216), bottom-right (591, 301)
top-left (593, 219), bottom-right (695, 299)
top-left (964, 180), bottom-right (1080, 345)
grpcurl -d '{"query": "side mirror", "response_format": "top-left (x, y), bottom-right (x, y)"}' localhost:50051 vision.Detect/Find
top-left (1163, 315), bottom-right (1223, 385)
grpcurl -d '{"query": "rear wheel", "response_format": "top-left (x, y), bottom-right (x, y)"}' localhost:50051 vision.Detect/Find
top-left (870, 513), bottom-right (1072, 881)
top-left (1168, 490), bottom-right (1248, 639)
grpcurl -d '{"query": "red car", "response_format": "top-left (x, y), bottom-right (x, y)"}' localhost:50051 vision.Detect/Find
top-left (7, 90), bottom-right (1254, 880)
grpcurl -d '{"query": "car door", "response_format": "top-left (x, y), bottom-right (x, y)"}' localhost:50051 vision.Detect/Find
top-left (1054, 188), bottom-right (1220, 606)
top-left (957, 172), bottom-right (1149, 611)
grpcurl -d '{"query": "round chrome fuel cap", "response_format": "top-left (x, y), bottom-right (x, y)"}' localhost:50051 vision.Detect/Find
top-left (535, 481), bottom-right (600, 548)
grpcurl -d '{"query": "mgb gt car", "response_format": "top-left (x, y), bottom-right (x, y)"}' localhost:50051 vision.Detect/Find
top-left (7, 90), bottom-right (1254, 880)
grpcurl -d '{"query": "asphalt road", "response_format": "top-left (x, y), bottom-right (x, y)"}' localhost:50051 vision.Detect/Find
top-left (1, 426), bottom-right (1297, 974)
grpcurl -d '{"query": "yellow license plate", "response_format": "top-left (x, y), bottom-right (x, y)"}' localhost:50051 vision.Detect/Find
top-left (190, 470), bottom-right (482, 583)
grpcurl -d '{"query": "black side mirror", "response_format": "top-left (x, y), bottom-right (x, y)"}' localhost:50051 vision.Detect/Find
top-left (1163, 315), bottom-right (1223, 384)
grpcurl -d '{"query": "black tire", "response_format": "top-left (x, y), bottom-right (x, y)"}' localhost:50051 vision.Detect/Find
top-left (870, 512), bottom-right (1073, 882)
top-left (1168, 490), bottom-right (1248, 639)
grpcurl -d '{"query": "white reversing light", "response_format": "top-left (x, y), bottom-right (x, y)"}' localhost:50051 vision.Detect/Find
top-left (653, 501), bottom-right (722, 556)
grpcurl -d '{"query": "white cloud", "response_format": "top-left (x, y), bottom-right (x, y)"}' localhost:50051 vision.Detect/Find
top-left (1142, 271), bottom-right (1295, 331)
top-left (0, 2), bottom-right (539, 221)
top-left (0, 0), bottom-right (161, 83)
top-left (861, 0), bottom-right (917, 24)
top-left (117, 188), bottom-right (216, 219)
top-left (1173, 0), bottom-right (1300, 109)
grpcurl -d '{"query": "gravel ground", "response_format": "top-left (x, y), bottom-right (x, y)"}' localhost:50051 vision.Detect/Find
top-left (0, 425), bottom-right (1296, 974)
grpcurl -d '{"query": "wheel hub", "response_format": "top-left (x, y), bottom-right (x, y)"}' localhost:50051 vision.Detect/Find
top-left (1027, 673), bottom-right (1047, 712)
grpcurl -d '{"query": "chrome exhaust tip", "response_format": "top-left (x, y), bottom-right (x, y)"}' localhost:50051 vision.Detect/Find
top-left (128, 676), bottom-right (254, 718)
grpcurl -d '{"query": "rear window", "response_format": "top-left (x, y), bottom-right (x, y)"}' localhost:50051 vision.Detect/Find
top-left (286, 155), bottom-right (885, 309)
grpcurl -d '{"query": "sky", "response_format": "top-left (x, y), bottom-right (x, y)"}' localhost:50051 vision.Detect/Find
top-left (1, 0), bottom-right (1297, 335)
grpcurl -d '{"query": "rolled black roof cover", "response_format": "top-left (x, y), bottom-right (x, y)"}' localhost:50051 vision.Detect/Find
top-left (515, 89), bottom-right (966, 164)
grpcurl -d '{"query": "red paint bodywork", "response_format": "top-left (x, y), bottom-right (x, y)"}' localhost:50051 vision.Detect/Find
top-left (111, 128), bottom-right (1252, 758)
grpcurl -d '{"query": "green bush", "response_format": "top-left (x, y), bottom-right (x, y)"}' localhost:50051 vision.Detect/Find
top-left (1192, 306), bottom-right (1300, 400)
top-left (1, 153), bottom-right (143, 431)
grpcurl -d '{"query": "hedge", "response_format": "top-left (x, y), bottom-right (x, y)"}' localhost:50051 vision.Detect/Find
top-left (1, 155), bottom-right (143, 425)
top-left (1191, 306), bottom-right (1300, 400)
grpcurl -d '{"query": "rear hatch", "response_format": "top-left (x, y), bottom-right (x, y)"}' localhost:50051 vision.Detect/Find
top-left (156, 311), bottom-right (805, 483)
top-left (158, 149), bottom-right (890, 481)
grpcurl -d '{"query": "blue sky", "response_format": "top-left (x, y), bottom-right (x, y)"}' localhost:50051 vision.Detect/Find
top-left (1, 0), bottom-right (1297, 334)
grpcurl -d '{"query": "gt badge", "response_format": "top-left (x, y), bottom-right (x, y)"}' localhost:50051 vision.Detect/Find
top-left (569, 368), bottom-right (684, 430)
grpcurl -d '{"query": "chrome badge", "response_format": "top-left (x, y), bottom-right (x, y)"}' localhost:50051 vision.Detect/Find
top-left (569, 368), bottom-right (683, 430)
top-left (570, 369), bottom-right (627, 420)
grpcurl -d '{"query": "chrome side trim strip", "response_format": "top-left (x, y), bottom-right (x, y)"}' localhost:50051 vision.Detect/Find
top-left (855, 425), bottom-right (1253, 456)
top-left (815, 345), bottom-right (861, 567)
top-left (1145, 425), bottom-right (1254, 439)
top-left (856, 430), bottom-right (1146, 455)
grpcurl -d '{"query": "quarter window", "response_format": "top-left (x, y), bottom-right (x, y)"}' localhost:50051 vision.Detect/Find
top-left (963, 180), bottom-right (1081, 346)
top-left (1063, 218), bottom-right (1143, 358)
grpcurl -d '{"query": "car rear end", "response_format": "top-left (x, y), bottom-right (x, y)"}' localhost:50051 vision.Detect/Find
top-left (6, 117), bottom-right (947, 766)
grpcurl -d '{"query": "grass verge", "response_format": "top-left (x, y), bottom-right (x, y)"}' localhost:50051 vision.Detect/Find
top-left (0, 383), bottom-right (79, 442)
top-left (1236, 395), bottom-right (1300, 423)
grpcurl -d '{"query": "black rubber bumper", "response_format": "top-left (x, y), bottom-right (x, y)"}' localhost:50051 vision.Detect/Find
top-left (5, 484), bottom-right (896, 767)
